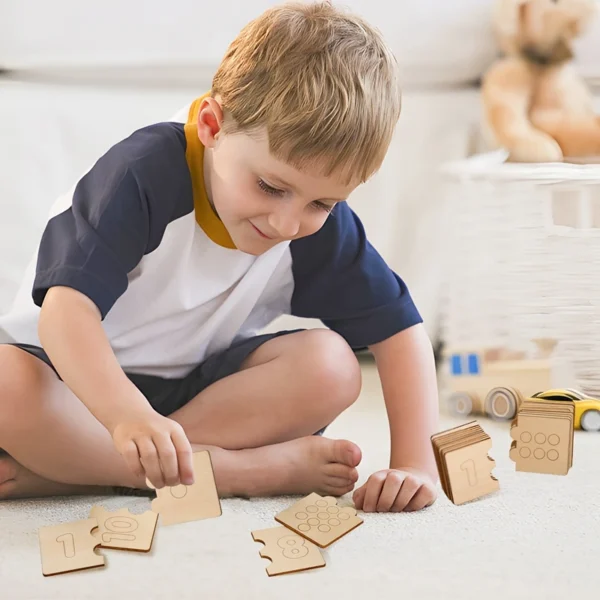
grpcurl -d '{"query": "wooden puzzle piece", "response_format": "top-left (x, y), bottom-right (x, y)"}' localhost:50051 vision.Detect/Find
top-left (251, 526), bottom-right (325, 576)
top-left (510, 413), bottom-right (572, 475)
top-left (148, 450), bottom-right (222, 526)
top-left (39, 518), bottom-right (105, 577)
top-left (89, 506), bottom-right (158, 552)
top-left (444, 438), bottom-right (499, 505)
top-left (275, 493), bottom-right (363, 548)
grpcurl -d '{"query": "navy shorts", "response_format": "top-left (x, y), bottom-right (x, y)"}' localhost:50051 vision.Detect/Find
top-left (7, 330), bottom-right (307, 418)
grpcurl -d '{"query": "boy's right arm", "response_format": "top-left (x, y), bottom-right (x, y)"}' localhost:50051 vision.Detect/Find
top-left (38, 285), bottom-right (195, 489)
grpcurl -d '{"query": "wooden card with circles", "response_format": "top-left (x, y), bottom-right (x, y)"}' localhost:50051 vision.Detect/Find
top-left (510, 400), bottom-right (574, 475)
top-left (39, 518), bottom-right (105, 577)
top-left (251, 526), bottom-right (325, 576)
top-left (274, 493), bottom-right (363, 548)
top-left (89, 506), bottom-right (158, 552)
top-left (147, 450), bottom-right (222, 526)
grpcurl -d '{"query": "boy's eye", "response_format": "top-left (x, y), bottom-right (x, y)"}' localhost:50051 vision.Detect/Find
top-left (257, 178), bottom-right (284, 196)
top-left (312, 201), bottom-right (334, 213)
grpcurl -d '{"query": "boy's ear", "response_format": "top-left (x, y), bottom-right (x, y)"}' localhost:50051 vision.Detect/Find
top-left (197, 97), bottom-right (224, 148)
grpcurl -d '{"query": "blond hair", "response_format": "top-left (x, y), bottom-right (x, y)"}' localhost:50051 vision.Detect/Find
top-left (211, 1), bottom-right (401, 184)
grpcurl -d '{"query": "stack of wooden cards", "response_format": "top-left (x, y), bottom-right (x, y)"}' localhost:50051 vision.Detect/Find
top-left (431, 421), bottom-right (499, 505)
top-left (509, 399), bottom-right (574, 475)
top-left (251, 493), bottom-right (363, 577)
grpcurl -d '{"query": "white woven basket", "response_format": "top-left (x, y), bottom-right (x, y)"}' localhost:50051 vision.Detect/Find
top-left (440, 150), bottom-right (600, 396)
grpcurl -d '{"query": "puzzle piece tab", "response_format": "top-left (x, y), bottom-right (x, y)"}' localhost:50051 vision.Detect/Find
top-left (38, 518), bottom-right (104, 577)
top-left (89, 506), bottom-right (158, 552)
top-left (252, 526), bottom-right (325, 576)
top-left (275, 493), bottom-right (362, 548)
top-left (148, 450), bottom-right (222, 526)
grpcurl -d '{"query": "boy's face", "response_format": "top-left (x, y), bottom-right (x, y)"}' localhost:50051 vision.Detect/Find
top-left (198, 99), bottom-right (359, 256)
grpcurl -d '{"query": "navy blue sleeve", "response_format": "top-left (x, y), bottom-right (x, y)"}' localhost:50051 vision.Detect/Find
top-left (289, 203), bottom-right (422, 348)
top-left (32, 123), bottom-right (192, 319)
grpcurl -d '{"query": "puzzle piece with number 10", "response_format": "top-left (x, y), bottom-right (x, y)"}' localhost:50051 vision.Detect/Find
top-left (89, 506), bottom-right (158, 552)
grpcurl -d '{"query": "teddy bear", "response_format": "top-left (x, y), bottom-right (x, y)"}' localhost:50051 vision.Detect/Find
top-left (482, 0), bottom-right (600, 163)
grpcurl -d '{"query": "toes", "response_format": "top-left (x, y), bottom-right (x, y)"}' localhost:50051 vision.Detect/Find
top-left (330, 439), bottom-right (362, 468)
top-left (0, 456), bottom-right (17, 485)
top-left (323, 463), bottom-right (358, 483)
top-left (325, 482), bottom-right (355, 497)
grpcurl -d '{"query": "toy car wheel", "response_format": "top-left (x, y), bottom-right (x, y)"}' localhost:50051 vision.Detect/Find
top-left (485, 387), bottom-right (521, 420)
top-left (580, 410), bottom-right (600, 432)
top-left (447, 392), bottom-right (475, 416)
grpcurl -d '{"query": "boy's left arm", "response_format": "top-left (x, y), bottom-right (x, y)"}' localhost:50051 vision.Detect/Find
top-left (353, 323), bottom-right (440, 513)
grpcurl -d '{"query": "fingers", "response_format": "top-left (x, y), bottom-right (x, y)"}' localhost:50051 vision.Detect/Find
top-left (136, 437), bottom-right (165, 489)
top-left (390, 475), bottom-right (421, 512)
top-left (362, 471), bottom-right (387, 512)
top-left (404, 484), bottom-right (437, 512)
top-left (170, 426), bottom-right (195, 485)
top-left (376, 472), bottom-right (407, 512)
top-left (153, 433), bottom-right (180, 487)
top-left (352, 484), bottom-right (366, 509)
top-left (121, 440), bottom-right (145, 481)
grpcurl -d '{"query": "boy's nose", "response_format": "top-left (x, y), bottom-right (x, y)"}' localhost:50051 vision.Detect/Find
top-left (267, 210), bottom-right (301, 239)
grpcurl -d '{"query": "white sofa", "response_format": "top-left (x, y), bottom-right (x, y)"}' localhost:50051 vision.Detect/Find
top-left (1, 1), bottom-right (598, 343)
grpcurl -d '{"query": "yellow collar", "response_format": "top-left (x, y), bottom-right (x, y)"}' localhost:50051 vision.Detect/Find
top-left (184, 94), bottom-right (236, 249)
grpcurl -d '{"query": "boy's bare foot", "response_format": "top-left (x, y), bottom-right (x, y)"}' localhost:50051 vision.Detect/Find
top-left (208, 436), bottom-right (362, 498)
top-left (0, 454), bottom-right (107, 500)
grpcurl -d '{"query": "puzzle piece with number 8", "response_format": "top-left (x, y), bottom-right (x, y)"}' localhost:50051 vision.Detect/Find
top-left (251, 526), bottom-right (325, 576)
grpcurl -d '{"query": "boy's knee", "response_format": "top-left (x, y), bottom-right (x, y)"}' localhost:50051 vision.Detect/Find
top-left (0, 346), bottom-right (44, 428)
top-left (295, 330), bottom-right (362, 411)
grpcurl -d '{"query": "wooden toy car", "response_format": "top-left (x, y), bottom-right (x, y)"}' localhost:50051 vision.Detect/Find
top-left (444, 342), bottom-right (555, 422)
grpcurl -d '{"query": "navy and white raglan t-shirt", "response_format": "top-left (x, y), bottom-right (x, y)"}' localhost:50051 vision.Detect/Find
top-left (0, 95), bottom-right (422, 378)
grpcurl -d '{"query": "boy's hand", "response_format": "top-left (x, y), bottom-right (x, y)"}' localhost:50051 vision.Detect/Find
top-left (112, 413), bottom-right (195, 489)
top-left (352, 467), bottom-right (437, 513)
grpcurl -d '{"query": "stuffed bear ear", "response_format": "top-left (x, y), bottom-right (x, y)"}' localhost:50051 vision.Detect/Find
top-left (492, 0), bottom-right (530, 56)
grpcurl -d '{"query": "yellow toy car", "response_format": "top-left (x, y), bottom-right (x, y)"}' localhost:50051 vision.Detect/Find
top-left (529, 388), bottom-right (600, 431)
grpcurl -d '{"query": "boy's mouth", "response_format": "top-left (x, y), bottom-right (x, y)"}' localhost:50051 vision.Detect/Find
top-left (250, 222), bottom-right (274, 240)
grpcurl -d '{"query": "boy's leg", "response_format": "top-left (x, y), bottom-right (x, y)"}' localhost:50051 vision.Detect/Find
top-left (0, 329), bottom-right (362, 499)
top-left (168, 329), bottom-right (362, 449)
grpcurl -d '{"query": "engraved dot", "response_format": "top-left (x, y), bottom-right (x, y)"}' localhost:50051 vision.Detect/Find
top-left (307, 518), bottom-right (319, 526)
top-left (534, 448), bottom-right (546, 459)
top-left (318, 513), bottom-right (329, 520)
top-left (328, 518), bottom-right (341, 527)
top-left (298, 523), bottom-right (310, 532)
top-left (315, 500), bottom-right (328, 507)
top-left (339, 512), bottom-right (351, 520)
top-left (291, 548), bottom-right (300, 555)
top-left (286, 539), bottom-right (296, 546)
top-left (519, 447), bottom-right (532, 458)
top-left (535, 433), bottom-right (546, 444)
top-left (520, 431), bottom-right (532, 443)
top-left (548, 435), bottom-right (560, 446)
top-left (547, 450), bottom-right (559, 461)
top-left (295, 512), bottom-right (308, 520)
top-left (306, 505), bottom-right (318, 513)
top-left (327, 506), bottom-right (339, 514)
top-left (318, 524), bottom-right (331, 533)
top-left (170, 485), bottom-right (188, 499)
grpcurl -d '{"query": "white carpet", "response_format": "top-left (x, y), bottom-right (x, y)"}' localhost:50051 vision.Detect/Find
top-left (1, 359), bottom-right (598, 600)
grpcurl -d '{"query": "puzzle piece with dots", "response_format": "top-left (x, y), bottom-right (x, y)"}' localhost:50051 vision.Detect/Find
top-left (274, 493), bottom-right (363, 548)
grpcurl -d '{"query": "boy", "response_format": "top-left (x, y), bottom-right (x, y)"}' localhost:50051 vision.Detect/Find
top-left (0, 1), bottom-right (439, 513)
